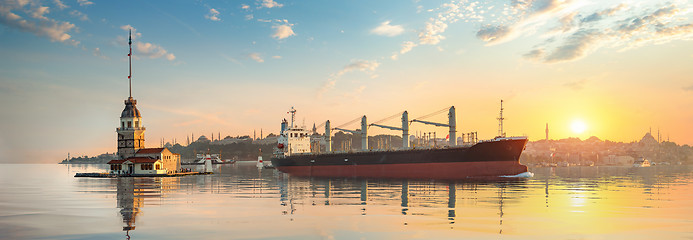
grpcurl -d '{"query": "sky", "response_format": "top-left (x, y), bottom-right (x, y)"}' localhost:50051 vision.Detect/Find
top-left (1, 0), bottom-right (693, 163)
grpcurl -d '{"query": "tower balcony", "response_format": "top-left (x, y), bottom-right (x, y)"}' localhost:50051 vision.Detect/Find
top-left (117, 127), bottom-right (146, 131)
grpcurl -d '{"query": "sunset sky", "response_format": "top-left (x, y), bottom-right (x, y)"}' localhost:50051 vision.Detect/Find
top-left (1, 0), bottom-right (692, 163)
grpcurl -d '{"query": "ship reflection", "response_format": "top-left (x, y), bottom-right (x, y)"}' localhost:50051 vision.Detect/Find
top-left (279, 176), bottom-right (525, 233)
top-left (115, 177), bottom-right (178, 238)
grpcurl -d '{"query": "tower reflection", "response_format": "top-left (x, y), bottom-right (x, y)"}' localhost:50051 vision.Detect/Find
top-left (115, 177), bottom-right (178, 238)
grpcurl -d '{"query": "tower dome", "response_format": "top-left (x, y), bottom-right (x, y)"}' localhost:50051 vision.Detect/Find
top-left (121, 97), bottom-right (141, 118)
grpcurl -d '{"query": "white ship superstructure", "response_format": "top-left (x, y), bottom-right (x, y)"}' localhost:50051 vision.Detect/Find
top-left (275, 107), bottom-right (311, 157)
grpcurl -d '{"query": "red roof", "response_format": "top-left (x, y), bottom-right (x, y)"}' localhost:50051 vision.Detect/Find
top-left (136, 148), bottom-right (165, 154)
top-left (108, 157), bottom-right (160, 164)
top-left (126, 157), bottom-right (161, 163)
top-left (107, 159), bottom-right (126, 164)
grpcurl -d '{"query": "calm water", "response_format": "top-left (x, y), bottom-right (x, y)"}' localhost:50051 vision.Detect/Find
top-left (1, 163), bottom-right (692, 240)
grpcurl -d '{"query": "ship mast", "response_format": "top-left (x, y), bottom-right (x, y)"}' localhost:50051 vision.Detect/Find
top-left (497, 100), bottom-right (505, 138)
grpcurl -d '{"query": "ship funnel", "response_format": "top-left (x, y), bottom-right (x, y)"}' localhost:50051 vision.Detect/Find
top-left (361, 115), bottom-right (368, 150)
top-left (449, 106), bottom-right (456, 146)
top-left (402, 111), bottom-right (409, 149)
top-left (325, 120), bottom-right (331, 152)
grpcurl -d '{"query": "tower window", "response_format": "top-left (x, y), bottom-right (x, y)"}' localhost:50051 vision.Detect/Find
top-left (121, 122), bottom-right (124, 129)
top-left (128, 121), bottom-right (132, 128)
top-left (135, 121), bottom-right (139, 128)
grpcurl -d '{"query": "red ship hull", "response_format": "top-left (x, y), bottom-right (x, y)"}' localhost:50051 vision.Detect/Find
top-left (276, 161), bottom-right (528, 180)
top-left (272, 138), bottom-right (529, 180)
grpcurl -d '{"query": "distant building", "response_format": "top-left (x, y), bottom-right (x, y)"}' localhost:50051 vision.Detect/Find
top-left (196, 135), bottom-right (211, 143)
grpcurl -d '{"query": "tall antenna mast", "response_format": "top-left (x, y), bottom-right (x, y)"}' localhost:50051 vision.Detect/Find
top-left (497, 100), bottom-right (505, 137)
top-left (289, 106), bottom-right (297, 128)
top-left (128, 29), bottom-right (132, 98)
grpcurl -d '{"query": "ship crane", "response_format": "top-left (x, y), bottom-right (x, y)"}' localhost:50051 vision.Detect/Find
top-left (330, 115), bottom-right (368, 150)
top-left (368, 111), bottom-right (410, 149)
top-left (410, 106), bottom-right (457, 146)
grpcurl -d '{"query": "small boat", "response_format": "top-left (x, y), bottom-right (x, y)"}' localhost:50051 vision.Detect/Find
top-left (181, 153), bottom-right (236, 165)
top-left (633, 157), bottom-right (651, 167)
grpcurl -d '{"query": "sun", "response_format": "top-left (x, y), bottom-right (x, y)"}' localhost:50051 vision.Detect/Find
top-left (571, 120), bottom-right (587, 134)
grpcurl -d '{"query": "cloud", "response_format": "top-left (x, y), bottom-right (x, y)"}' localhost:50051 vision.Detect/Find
top-left (684, 84), bottom-right (693, 92)
top-left (120, 25), bottom-right (142, 39)
top-left (241, 4), bottom-right (250, 10)
top-left (476, 25), bottom-right (512, 44)
top-left (564, 79), bottom-right (588, 90)
top-left (29, 6), bottom-right (49, 20)
top-left (272, 21), bottom-right (295, 39)
top-left (338, 60), bottom-right (380, 76)
top-left (371, 21), bottom-right (404, 37)
top-left (245, 14), bottom-right (253, 20)
top-left (136, 42), bottom-right (176, 61)
top-left (0, 2), bottom-right (78, 45)
top-left (272, 55), bottom-right (282, 59)
top-left (551, 12), bottom-right (578, 33)
top-left (247, 52), bottom-right (264, 63)
top-left (318, 60), bottom-right (380, 98)
top-left (418, 18), bottom-right (448, 45)
top-left (543, 29), bottom-right (602, 63)
top-left (522, 48), bottom-right (545, 60)
top-left (53, 0), bottom-right (67, 10)
top-left (582, 4), bottom-right (626, 23)
top-left (70, 10), bottom-right (88, 21)
top-left (510, 2), bottom-right (693, 64)
top-left (120, 26), bottom-right (175, 61)
top-left (77, 0), bottom-right (93, 7)
top-left (391, 41), bottom-right (417, 60)
top-left (205, 8), bottom-right (220, 21)
top-left (259, 0), bottom-right (283, 9)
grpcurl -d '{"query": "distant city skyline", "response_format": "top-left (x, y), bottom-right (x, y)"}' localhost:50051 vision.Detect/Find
top-left (1, 0), bottom-right (692, 163)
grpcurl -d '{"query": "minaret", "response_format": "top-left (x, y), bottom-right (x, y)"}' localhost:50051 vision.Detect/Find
top-left (116, 29), bottom-right (145, 160)
top-left (545, 123), bottom-right (549, 141)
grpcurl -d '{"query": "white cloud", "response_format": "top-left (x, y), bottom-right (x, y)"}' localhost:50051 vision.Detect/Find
top-left (241, 4), bottom-right (250, 10)
top-left (245, 14), bottom-right (253, 20)
top-left (29, 6), bottom-right (49, 20)
top-left (272, 55), bottom-right (282, 59)
top-left (247, 52), bottom-right (264, 63)
top-left (53, 0), bottom-right (67, 10)
top-left (70, 10), bottom-right (88, 21)
top-left (419, 18), bottom-right (448, 45)
top-left (77, 0), bottom-right (93, 7)
top-left (318, 60), bottom-right (380, 98)
top-left (259, 0), bottom-right (283, 9)
top-left (371, 21), bottom-right (404, 37)
top-left (0, 2), bottom-right (78, 44)
top-left (522, 3), bottom-right (693, 63)
top-left (120, 25), bottom-right (142, 39)
top-left (136, 42), bottom-right (176, 61)
top-left (119, 26), bottom-right (175, 61)
top-left (205, 8), bottom-right (220, 21)
top-left (391, 41), bottom-right (417, 60)
top-left (272, 21), bottom-right (295, 40)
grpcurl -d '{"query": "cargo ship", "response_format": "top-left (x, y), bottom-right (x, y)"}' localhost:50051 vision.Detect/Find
top-left (271, 103), bottom-right (530, 180)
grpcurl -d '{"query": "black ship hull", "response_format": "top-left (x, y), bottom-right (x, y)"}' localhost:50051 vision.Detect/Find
top-left (271, 137), bottom-right (529, 180)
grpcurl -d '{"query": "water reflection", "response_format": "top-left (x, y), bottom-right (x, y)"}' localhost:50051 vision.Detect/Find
top-left (114, 177), bottom-right (179, 238)
top-left (47, 163), bottom-right (692, 239)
